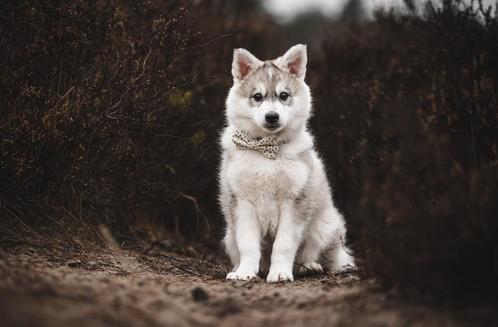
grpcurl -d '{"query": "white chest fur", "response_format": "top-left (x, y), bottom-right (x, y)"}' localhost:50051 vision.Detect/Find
top-left (227, 150), bottom-right (309, 200)
top-left (227, 150), bottom-right (310, 234)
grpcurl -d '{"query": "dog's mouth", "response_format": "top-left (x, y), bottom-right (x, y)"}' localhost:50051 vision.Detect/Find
top-left (264, 122), bottom-right (281, 132)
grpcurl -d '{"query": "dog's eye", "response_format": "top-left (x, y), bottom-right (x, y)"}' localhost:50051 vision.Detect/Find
top-left (279, 92), bottom-right (289, 101)
top-left (252, 93), bottom-right (263, 102)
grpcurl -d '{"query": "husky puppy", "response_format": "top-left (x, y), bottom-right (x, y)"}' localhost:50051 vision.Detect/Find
top-left (219, 44), bottom-right (354, 282)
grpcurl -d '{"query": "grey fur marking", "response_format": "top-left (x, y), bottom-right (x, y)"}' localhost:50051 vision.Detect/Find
top-left (237, 61), bottom-right (299, 107)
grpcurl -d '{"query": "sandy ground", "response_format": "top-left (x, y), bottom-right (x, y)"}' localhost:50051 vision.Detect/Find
top-left (1, 233), bottom-right (497, 327)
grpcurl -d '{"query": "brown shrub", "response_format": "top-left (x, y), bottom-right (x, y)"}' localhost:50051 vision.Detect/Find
top-left (309, 1), bottom-right (498, 296)
top-left (0, 0), bottom-right (282, 243)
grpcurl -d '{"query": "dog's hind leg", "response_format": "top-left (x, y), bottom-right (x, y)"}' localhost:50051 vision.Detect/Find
top-left (322, 228), bottom-right (355, 273)
top-left (296, 238), bottom-right (324, 275)
top-left (307, 205), bottom-right (355, 273)
top-left (328, 241), bottom-right (355, 272)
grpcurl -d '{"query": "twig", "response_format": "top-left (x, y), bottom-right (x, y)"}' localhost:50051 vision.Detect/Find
top-left (178, 192), bottom-right (211, 237)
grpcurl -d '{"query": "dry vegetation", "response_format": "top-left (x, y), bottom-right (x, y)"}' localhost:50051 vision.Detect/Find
top-left (1, 1), bottom-right (497, 319)
top-left (0, 0), bottom-right (282, 244)
top-left (309, 1), bottom-right (498, 296)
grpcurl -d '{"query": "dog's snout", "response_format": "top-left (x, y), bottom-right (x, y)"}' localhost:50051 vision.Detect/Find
top-left (265, 112), bottom-right (279, 124)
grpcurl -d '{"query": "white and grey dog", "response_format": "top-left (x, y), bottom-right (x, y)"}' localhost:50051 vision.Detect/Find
top-left (219, 44), bottom-right (354, 282)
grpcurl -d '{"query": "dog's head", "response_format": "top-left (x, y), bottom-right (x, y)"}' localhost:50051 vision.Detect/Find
top-left (226, 44), bottom-right (311, 137)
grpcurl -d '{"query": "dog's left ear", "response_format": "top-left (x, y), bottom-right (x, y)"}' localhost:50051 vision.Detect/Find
top-left (277, 44), bottom-right (307, 80)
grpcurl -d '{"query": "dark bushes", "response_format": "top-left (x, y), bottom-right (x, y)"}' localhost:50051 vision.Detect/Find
top-left (310, 1), bottom-right (498, 296)
top-left (1, 0), bottom-right (204, 239)
top-left (0, 0), bottom-right (281, 242)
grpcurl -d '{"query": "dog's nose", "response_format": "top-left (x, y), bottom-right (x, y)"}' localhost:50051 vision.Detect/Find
top-left (265, 112), bottom-right (279, 124)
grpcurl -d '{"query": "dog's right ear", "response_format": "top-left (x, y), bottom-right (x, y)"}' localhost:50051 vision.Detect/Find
top-left (232, 48), bottom-right (261, 82)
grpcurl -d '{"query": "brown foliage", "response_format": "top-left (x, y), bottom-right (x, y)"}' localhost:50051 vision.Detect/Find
top-left (309, 1), bottom-right (498, 296)
top-left (0, 0), bottom-right (281, 241)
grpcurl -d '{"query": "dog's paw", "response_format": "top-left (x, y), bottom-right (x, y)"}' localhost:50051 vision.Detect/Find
top-left (297, 261), bottom-right (323, 275)
top-left (226, 268), bottom-right (257, 281)
top-left (266, 268), bottom-right (294, 283)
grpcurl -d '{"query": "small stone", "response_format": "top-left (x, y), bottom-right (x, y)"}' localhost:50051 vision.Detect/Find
top-left (191, 287), bottom-right (209, 302)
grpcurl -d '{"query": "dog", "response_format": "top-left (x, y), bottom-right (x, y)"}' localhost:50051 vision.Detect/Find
top-left (219, 44), bottom-right (354, 282)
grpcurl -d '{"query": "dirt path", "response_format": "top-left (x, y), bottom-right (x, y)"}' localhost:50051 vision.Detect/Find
top-left (0, 238), bottom-right (496, 327)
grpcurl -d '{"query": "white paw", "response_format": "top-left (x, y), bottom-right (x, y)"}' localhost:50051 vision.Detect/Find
top-left (331, 247), bottom-right (356, 272)
top-left (266, 268), bottom-right (294, 283)
top-left (226, 268), bottom-right (257, 281)
top-left (297, 261), bottom-right (323, 275)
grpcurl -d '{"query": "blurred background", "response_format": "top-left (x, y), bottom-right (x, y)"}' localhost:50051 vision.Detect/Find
top-left (1, 0), bottom-right (497, 299)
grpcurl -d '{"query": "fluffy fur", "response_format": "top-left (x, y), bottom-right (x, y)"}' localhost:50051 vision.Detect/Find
top-left (219, 44), bottom-right (354, 282)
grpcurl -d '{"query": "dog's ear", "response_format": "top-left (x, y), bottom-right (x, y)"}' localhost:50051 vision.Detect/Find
top-left (232, 48), bottom-right (261, 81)
top-left (277, 44), bottom-right (307, 80)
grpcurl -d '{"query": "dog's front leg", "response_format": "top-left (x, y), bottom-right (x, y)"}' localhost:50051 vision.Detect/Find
top-left (267, 200), bottom-right (304, 282)
top-left (226, 199), bottom-right (261, 281)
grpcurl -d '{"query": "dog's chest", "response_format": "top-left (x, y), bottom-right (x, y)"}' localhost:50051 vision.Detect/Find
top-left (227, 151), bottom-right (309, 201)
top-left (226, 151), bottom-right (310, 234)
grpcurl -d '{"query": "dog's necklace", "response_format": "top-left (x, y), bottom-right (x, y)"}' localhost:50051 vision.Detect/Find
top-left (232, 129), bottom-right (289, 160)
